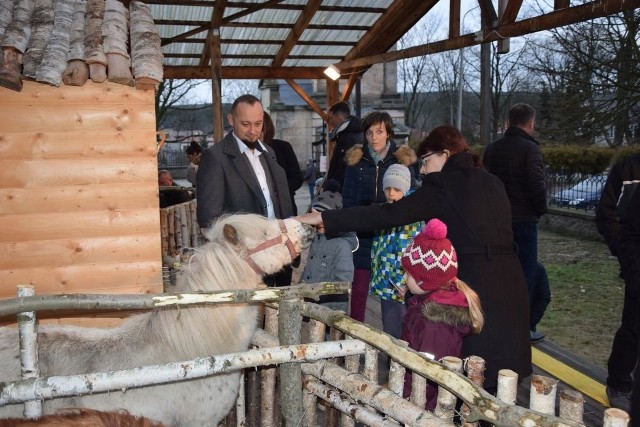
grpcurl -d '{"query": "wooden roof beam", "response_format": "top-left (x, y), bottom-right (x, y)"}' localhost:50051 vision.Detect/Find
top-left (199, 0), bottom-right (227, 67)
top-left (272, 0), bottom-right (323, 67)
top-left (344, 0), bottom-right (438, 64)
top-left (163, 66), bottom-right (325, 80)
top-left (500, 0), bottom-right (524, 25)
top-left (449, 0), bottom-right (461, 38)
top-left (340, 74), bottom-right (359, 102)
top-left (477, 0), bottom-right (498, 27)
top-left (335, 0), bottom-right (640, 72)
top-left (285, 79), bottom-right (327, 120)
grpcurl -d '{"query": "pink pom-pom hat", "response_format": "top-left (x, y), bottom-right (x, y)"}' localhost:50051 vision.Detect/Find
top-left (401, 218), bottom-right (458, 291)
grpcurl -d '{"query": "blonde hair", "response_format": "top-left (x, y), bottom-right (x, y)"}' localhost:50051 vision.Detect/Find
top-left (454, 279), bottom-right (484, 333)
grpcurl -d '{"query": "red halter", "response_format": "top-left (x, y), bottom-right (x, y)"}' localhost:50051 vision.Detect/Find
top-left (243, 220), bottom-right (298, 275)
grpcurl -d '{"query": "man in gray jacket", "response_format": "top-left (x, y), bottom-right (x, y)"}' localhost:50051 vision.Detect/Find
top-left (483, 103), bottom-right (548, 342)
top-left (196, 94), bottom-right (294, 285)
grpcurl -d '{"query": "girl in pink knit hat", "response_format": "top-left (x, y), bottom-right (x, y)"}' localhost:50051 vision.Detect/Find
top-left (401, 218), bottom-right (484, 411)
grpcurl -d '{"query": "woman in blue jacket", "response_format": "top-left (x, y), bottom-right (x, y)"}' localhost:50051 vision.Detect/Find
top-left (342, 111), bottom-right (416, 322)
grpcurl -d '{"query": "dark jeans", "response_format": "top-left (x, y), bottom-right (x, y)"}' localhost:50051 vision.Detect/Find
top-left (530, 262), bottom-right (551, 331)
top-left (380, 298), bottom-right (406, 340)
top-left (606, 289), bottom-right (638, 392)
top-left (512, 222), bottom-right (539, 329)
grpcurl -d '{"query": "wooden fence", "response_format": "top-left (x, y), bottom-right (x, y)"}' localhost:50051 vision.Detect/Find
top-left (0, 285), bottom-right (631, 427)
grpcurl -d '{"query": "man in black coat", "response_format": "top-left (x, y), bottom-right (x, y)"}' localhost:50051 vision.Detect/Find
top-left (324, 101), bottom-right (363, 190)
top-left (615, 182), bottom-right (640, 420)
top-left (595, 153), bottom-right (640, 412)
top-left (483, 103), bottom-right (548, 343)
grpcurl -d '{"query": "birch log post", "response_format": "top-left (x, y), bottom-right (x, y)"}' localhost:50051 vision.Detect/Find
top-left (130, 0), bottom-right (163, 90)
top-left (103, 0), bottom-right (133, 86)
top-left (278, 299), bottom-right (304, 426)
top-left (529, 374), bottom-right (558, 415)
top-left (36, 0), bottom-right (74, 86)
top-left (558, 389), bottom-right (584, 423)
top-left (0, 0), bottom-right (36, 91)
top-left (17, 285), bottom-right (41, 419)
top-left (460, 355), bottom-right (485, 426)
top-left (0, 0), bottom-right (17, 40)
top-left (62, 0), bottom-right (88, 86)
top-left (435, 356), bottom-right (464, 420)
top-left (496, 369), bottom-right (518, 405)
top-left (388, 340), bottom-right (409, 396)
top-left (85, 0), bottom-right (107, 83)
top-left (22, 0), bottom-right (54, 79)
top-left (260, 307), bottom-right (278, 427)
top-left (603, 408), bottom-right (630, 427)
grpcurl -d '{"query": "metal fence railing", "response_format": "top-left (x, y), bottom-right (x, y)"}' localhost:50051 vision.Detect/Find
top-left (546, 171), bottom-right (608, 211)
top-left (158, 150), bottom-right (189, 168)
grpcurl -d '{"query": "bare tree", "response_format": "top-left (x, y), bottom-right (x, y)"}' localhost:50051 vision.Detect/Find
top-left (525, 10), bottom-right (640, 146)
top-left (155, 79), bottom-right (210, 129)
top-left (397, 15), bottom-right (443, 132)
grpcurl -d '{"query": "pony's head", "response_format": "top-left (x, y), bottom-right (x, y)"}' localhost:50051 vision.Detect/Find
top-left (208, 214), bottom-right (314, 275)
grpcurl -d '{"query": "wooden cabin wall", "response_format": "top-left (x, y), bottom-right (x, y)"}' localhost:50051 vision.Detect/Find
top-left (0, 80), bottom-right (162, 305)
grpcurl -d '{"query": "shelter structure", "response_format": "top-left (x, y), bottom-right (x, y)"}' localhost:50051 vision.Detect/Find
top-left (149, 0), bottom-right (639, 140)
top-left (0, 0), bottom-right (638, 322)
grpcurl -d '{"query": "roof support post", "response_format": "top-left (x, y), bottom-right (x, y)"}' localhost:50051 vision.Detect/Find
top-left (209, 28), bottom-right (223, 143)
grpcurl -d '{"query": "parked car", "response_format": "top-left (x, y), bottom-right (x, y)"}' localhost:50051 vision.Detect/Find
top-left (549, 174), bottom-right (607, 210)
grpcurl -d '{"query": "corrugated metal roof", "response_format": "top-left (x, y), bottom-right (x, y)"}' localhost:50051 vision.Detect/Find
top-left (148, 0), bottom-right (415, 79)
top-left (148, 0), bottom-right (639, 81)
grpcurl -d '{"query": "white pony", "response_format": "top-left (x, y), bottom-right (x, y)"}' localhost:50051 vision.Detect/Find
top-left (0, 214), bottom-right (314, 426)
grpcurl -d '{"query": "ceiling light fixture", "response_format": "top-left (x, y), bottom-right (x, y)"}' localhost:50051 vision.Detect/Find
top-left (323, 64), bottom-right (341, 81)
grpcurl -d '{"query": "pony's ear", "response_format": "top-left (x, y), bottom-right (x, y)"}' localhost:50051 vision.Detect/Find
top-left (223, 224), bottom-right (240, 245)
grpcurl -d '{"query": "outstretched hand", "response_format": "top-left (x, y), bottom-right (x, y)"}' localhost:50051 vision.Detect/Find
top-left (295, 209), bottom-right (325, 233)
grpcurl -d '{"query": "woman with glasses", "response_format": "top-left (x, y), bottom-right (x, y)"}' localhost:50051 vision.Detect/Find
top-left (340, 111), bottom-right (417, 323)
top-left (297, 125), bottom-right (531, 397)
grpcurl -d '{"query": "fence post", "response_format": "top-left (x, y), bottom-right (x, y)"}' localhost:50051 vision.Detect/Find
top-left (558, 389), bottom-right (584, 423)
top-left (261, 307), bottom-right (279, 427)
top-left (278, 299), bottom-right (303, 426)
top-left (496, 369), bottom-right (518, 405)
top-left (530, 375), bottom-right (558, 415)
top-left (17, 285), bottom-right (42, 419)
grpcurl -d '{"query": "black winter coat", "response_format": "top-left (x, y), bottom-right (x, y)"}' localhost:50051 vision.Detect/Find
top-left (483, 126), bottom-right (547, 222)
top-left (325, 116), bottom-right (364, 189)
top-left (269, 138), bottom-right (304, 215)
top-left (595, 153), bottom-right (640, 257)
top-left (322, 152), bottom-right (532, 389)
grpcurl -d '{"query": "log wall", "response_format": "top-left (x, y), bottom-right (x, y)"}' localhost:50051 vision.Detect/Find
top-left (0, 80), bottom-right (162, 303)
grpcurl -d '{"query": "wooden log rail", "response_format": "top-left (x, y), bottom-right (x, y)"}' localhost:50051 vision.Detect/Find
top-left (1, 284), bottom-right (631, 426)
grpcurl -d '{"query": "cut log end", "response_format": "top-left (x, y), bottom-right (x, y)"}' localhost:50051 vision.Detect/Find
top-left (62, 60), bottom-right (90, 86)
top-left (135, 77), bottom-right (160, 91)
top-left (88, 62), bottom-right (107, 83)
top-left (107, 52), bottom-right (134, 87)
top-left (0, 47), bottom-right (23, 92)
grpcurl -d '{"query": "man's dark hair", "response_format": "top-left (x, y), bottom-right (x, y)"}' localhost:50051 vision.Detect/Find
top-left (329, 101), bottom-right (351, 119)
top-left (231, 94), bottom-right (262, 114)
top-left (508, 103), bottom-right (535, 127)
top-left (185, 141), bottom-right (203, 155)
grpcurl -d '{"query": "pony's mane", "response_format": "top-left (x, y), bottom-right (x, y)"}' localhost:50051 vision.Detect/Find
top-left (150, 214), bottom-right (267, 359)
top-left (177, 214), bottom-right (268, 294)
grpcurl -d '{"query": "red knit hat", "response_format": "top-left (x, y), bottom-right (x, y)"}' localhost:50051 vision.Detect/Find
top-left (401, 218), bottom-right (458, 291)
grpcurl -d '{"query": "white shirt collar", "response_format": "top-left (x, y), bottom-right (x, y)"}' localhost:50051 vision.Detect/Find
top-left (232, 132), bottom-right (266, 155)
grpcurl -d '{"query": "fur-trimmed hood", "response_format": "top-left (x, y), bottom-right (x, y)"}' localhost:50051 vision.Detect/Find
top-left (344, 143), bottom-right (417, 167)
top-left (421, 301), bottom-right (473, 328)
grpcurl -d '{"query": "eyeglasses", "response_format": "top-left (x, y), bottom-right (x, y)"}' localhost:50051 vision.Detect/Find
top-left (420, 151), bottom-right (439, 167)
